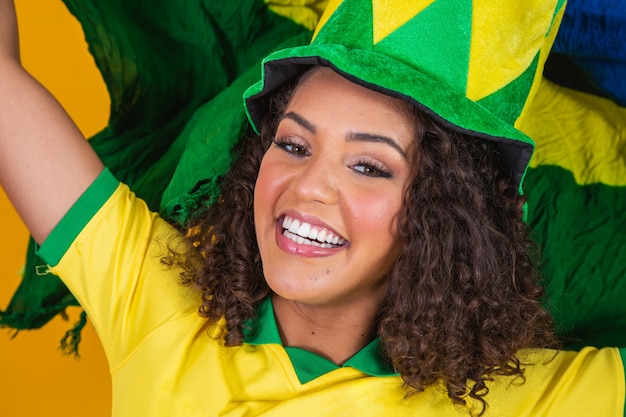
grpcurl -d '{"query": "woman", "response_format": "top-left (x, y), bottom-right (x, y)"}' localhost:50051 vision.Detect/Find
top-left (1, 0), bottom-right (624, 415)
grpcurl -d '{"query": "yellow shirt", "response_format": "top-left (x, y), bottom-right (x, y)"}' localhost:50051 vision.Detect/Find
top-left (38, 169), bottom-right (626, 416)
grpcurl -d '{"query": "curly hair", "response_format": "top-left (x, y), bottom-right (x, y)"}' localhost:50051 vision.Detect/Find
top-left (170, 70), bottom-right (555, 414)
top-left (171, 81), bottom-right (290, 345)
top-left (377, 108), bottom-right (556, 414)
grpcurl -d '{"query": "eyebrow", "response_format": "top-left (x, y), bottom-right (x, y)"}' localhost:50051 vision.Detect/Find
top-left (346, 132), bottom-right (408, 160)
top-left (281, 111), bottom-right (408, 160)
top-left (282, 112), bottom-right (316, 133)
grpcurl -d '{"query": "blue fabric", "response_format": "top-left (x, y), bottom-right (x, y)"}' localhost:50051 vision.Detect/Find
top-left (552, 0), bottom-right (626, 105)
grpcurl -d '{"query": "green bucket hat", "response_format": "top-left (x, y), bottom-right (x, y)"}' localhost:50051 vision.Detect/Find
top-left (243, 0), bottom-right (567, 190)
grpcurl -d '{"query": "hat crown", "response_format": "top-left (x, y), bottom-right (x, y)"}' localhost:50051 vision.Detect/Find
top-left (313, 0), bottom-right (566, 127)
top-left (243, 0), bottom-right (567, 189)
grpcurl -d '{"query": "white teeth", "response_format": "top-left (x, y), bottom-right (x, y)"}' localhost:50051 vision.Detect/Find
top-left (284, 231), bottom-right (336, 248)
top-left (281, 215), bottom-right (346, 247)
top-left (288, 219), bottom-right (301, 234)
top-left (296, 222), bottom-right (311, 237)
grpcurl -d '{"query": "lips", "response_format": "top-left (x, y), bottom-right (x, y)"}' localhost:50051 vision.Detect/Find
top-left (281, 215), bottom-right (346, 248)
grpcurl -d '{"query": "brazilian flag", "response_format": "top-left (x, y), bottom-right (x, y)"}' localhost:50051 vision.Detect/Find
top-left (1, 0), bottom-right (625, 354)
top-left (0, 0), bottom-right (327, 352)
top-left (522, 0), bottom-right (626, 349)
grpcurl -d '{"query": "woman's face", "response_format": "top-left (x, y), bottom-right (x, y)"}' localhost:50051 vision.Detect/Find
top-left (254, 67), bottom-right (415, 310)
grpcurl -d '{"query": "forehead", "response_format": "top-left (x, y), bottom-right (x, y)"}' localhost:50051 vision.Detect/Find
top-left (284, 68), bottom-right (418, 144)
top-left (293, 67), bottom-right (413, 113)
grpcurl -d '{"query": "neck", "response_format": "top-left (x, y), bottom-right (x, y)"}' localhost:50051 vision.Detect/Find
top-left (271, 293), bottom-right (381, 365)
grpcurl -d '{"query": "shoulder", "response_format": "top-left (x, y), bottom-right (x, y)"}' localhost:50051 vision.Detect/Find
top-left (484, 347), bottom-right (624, 416)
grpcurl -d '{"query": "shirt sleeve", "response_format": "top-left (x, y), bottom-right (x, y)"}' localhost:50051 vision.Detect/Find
top-left (483, 347), bottom-right (626, 416)
top-left (37, 168), bottom-right (201, 368)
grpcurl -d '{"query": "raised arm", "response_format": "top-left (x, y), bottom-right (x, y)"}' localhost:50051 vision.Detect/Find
top-left (0, 0), bottom-right (104, 244)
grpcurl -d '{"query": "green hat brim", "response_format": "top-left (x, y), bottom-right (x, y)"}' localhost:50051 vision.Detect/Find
top-left (243, 43), bottom-right (535, 190)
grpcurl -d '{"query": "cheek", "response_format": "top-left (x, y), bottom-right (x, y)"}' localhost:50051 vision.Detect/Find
top-left (254, 156), bottom-right (289, 223)
top-left (347, 189), bottom-right (403, 242)
top-left (254, 160), bottom-right (274, 222)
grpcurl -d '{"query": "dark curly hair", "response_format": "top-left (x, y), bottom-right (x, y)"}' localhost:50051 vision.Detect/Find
top-left (170, 69), bottom-right (555, 415)
top-left (377, 107), bottom-right (556, 414)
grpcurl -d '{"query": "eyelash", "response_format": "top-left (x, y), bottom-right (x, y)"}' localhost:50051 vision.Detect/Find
top-left (273, 136), bottom-right (310, 156)
top-left (272, 136), bottom-right (394, 179)
top-left (351, 158), bottom-right (393, 178)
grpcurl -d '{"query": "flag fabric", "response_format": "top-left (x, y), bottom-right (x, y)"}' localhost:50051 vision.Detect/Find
top-left (0, 0), bottom-right (326, 352)
top-left (1, 0), bottom-right (625, 353)
top-left (521, 0), bottom-right (626, 348)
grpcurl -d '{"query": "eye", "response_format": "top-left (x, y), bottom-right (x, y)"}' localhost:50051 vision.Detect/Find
top-left (351, 158), bottom-right (393, 178)
top-left (272, 137), bottom-right (310, 157)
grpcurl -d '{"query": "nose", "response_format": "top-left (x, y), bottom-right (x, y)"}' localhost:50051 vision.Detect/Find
top-left (290, 154), bottom-right (339, 205)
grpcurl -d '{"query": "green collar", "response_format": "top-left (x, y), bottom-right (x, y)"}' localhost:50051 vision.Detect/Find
top-left (243, 298), bottom-right (397, 384)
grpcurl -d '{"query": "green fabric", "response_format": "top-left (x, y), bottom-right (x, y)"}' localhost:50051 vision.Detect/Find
top-left (244, 298), bottom-right (396, 384)
top-left (160, 31), bottom-right (314, 223)
top-left (1, 239), bottom-right (79, 331)
top-left (476, 54), bottom-right (541, 128)
top-left (0, 0), bottom-right (314, 341)
top-left (243, 0), bottom-right (565, 190)
top-left (2, 0), bottom-right (625, 364)
top-left (377, 0), bottom-right (472, 94)
top-left (37, 168), bottom-right (119, 267)
top-left (525, 165), bottom-right (626, 349)
top-left (2, 168), bottom-right (117, 351)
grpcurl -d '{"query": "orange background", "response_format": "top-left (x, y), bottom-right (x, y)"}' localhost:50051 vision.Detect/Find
top-left (0, 1), bottom-right (111, 416)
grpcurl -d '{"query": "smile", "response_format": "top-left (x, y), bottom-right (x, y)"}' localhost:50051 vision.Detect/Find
top-left (282, 215), bottom-right (346, 248)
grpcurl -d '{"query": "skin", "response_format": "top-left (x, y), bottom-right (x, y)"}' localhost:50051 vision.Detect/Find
top-left (0, 0), bottom-right (103, 245)
top-left (1, 2), bottom-right (415, 366)
top-left (254, 67), bottom-right (417, 364)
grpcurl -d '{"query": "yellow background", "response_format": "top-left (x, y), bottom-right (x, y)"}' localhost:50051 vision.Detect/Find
top-left (1, 1), bottom-right (111, 415)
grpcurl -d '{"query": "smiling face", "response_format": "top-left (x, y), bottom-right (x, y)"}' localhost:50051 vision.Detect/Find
top-left (254, 67), bottom-right (416, 311)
